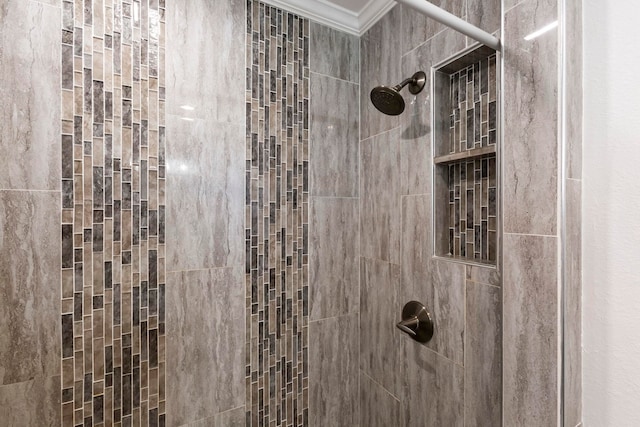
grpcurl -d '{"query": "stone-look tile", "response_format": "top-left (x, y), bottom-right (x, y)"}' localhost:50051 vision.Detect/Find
top-left (566, 0), bottom-right (583, 179)
top-left (503, 0), bottom-right (559, 235)
top-left (401, 0), bottom-right (465, 55)
top-left (166, 268), bottom-right (245, 426)
top-left (360, 129), bottom-right (401, 264)
top-left (401, 341), bottom-right (464, 426)
top-left (467, 0), bottom-right (501, 37)
top-left (400, 30), bottom-right (466, 196)
top-left (466, 264), bottom-right (501, 287)
top-left (360, 5), bottom-right (402, 140)
top-left (310, 198), bottom-right (359, 320)
top-left (360, 373), bottom-right (402, 427)
top-left (0, 375), bottom-right (60, 426)
top-left (0, 191), bottom-right (60, 385)
top-left (186, 406), bottom-right (245, 427)
top-left (503, 234), bottom-right (558, 426)
top-left (309, 314), bottom-right (359, 427)
top-left (310, 22), bottom-right (359, 83)
top-left (310, 74), bottom-right (359, 197)
top-left (0, 0), bottom-right (60, 190)
top-left (565, 178), bottom-right (582, 427)
top-left (166, 119), bottom-right (244, 271)
top-left (166, 0), bottom-right (245, 123)
top-left (360, 258), bottom-right (401, 398)
top-left (465, 282), bottom-right (502, 427)
top-left (401, 195), bottom-right (465, 364)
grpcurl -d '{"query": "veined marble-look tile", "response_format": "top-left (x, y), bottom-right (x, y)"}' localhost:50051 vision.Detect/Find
top-left (360, 129), bottom-right (401, 264)
top-left (503, 233), bottom-right (558, 426)
top-left (166, 0), bottom-right (245, 124)
top-left (503, 0), bottom-right (559, 236)
top-left (400, 29), bottom-right (465, 196)
top-left (310, 74), bottom-right (359, 197)
top-left (166, 117), bottom-right (244, 271)
top-left (185, 406), bottom-right (245, 427)
top-left (466, 264), bottom-right (501, 287)
top-left (0, 0), bottom-right (60, 190)
top-left (309, 314), bottom-right (359, 426)
top-left (465, 281), bottom-right (502, 427)
top-left (566, 0), bottom-right (583, 180)
top-left (360, 372), bottom-right (402, 427)
top-left (0, 191), bottom-right (60, 385)
top-left (360, 258), bottom-right (402, 398)
top-left (400, 0), bottom-right (465, 55)
top-left (466, 0), bottom-right (501, 37)
top-left (565, 178), bottom-right (582, 427)
top-left (360, 5), bottom-right (401, 140)
top-left (0, 375), bottom-right (60, 426)
top-left (401, 341), bottom-right (464, 426)
top-left (310, 22), bottom-right (359, 83)
top-left (166, 267), bottom-right (245, 426)
top-left (309, 198), bottom-right (359, 320)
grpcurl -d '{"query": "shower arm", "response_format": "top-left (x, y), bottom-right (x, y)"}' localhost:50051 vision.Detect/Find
top-left (395, 0), bottom-right (501, 51)
top-left (392, 77), bottom-right (416, 91)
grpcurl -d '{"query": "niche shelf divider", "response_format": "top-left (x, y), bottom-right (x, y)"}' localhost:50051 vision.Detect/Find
top-left (432, 44), bottom-right (500, 267)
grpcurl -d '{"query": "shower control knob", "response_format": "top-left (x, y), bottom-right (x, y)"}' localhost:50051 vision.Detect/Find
top-left (396, 301), bottom-right (434, 343)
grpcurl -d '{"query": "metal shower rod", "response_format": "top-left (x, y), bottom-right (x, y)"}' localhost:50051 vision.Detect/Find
top-left (395, 0), bottom-right (501, 51)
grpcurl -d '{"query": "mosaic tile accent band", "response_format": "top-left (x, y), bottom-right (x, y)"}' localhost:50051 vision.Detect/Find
top-left (246, 1), bottom-right (310, 425)
top-left (60, 0), bottom-right (166, 425)
top-left (447, 56), bottom-right (498, 262)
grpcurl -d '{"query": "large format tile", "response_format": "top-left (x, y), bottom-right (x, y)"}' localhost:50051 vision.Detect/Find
top-left (309, 198), bottom-right (359, 320)
top-left (401, 0), bottom-right (465, 55)
top-left (310, 74), bottom-right (359, 197)
top-left (401, 342), bottom-right (464, 426)
top-left (166, 118), bottom-right (244, 271)
top-left (186, 406), bottom-right (245, 427)
top-left (0, 191), bottom-right (60, 385)
top-left (0, 375), bottom-right (60, 426)
top-left (360, 258), bottom-right (401, 397)
top-left (565, 178), bottom-right (582, 427)
top-left (0, 0), bottom-right (60, 190)
top-left (503, 234), bottom-right (558, 426)
top-left (310, 22), bottom-right (359, 83)
top-left (360, 373), bottom-right (402, 427)
top-left (166, 267), bottom-right (245, 426)
top-left (465, 281), bottom-right (502, 427)
top-left (360, 5), bottom-right (402, 140)
top-left (309, 314), bottom-right (359, 427)
top-left (467, 0), bottom-right (501, 37)
top-left (360, 129), bottom-right (401, 264)
top-left (503, 0), bottom-right (559, 235)
top-left (566, 0), bottom-right (583, 180)
top-left (166, 0), bottom-right (245, 123)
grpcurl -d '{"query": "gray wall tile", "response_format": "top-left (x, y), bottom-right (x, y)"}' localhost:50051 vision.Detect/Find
top-left (0, 1), bottom-right (60, 190)
top-left (566, 0), bottom-right (583, 180)
top-left (310, 198), bottom-right (359, 320)
top-left (309, 314), bottom-right (359, 426)
top-left (360, 372), bottom-right (402, 427)
top-left (166, 267), bottom-right (245, 426)
top-left (0, 375), bottom-right (61, 426)
top-left (185, 406), bottom-right (245, 427)
top-left (503, 0), bottom-right (559, 235)
top-left (0, 191), bottom-right (60, 385)
top-left (465, 281), bottom-right (502, 427)
top-left (310, 22), bottom-right (359, 83)
top-left (310, 74), bottom-right (359, 198)
top-left (503, 234), bottom-right (558, 426)
top-left (400, 0), bottom-right (466, 55)
top-left (166, 119), bottom-right (244, 272)
top-left (467, 0), bottom-right (501, 37)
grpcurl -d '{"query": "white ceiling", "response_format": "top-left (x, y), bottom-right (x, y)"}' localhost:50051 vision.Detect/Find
top-left (260, 0), bottom-right (396, 35)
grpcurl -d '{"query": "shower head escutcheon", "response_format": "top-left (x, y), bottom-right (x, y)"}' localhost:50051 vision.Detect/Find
top-left (370, 71), bottom-right (427, 116)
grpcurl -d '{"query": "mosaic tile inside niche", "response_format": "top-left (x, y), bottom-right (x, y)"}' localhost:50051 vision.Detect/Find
top-left (60, 0), bottom-right (166, 425)
top-left (246, 1), bottom-right (310, 426)
top-left (448, 54), bottom-right (497, 154)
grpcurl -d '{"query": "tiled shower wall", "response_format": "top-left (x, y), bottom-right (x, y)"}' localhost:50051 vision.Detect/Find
top-left (59, 0), bottom-right (167, 424)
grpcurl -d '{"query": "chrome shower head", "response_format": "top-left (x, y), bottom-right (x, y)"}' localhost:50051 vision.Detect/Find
top-left (370, 71), bottom-right (427, 116)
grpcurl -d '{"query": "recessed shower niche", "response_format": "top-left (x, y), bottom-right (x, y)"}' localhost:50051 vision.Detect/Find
top-left (433, 45), bottom-right (500, 266)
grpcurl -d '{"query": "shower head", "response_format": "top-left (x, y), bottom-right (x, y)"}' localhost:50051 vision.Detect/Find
top-left (370, 71), bottom-right (427, 116)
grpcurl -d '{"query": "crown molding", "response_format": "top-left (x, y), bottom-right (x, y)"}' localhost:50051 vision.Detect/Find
top-left (259, 0), bottom-right (395, 36)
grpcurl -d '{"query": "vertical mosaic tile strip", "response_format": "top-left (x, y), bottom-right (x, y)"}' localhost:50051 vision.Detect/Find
top-left (60, 1), bottom-right (166, 425)
top-left (246, 1), bottom-right (310, 426)
top-left (447, 55), bottom-right (497, 262)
